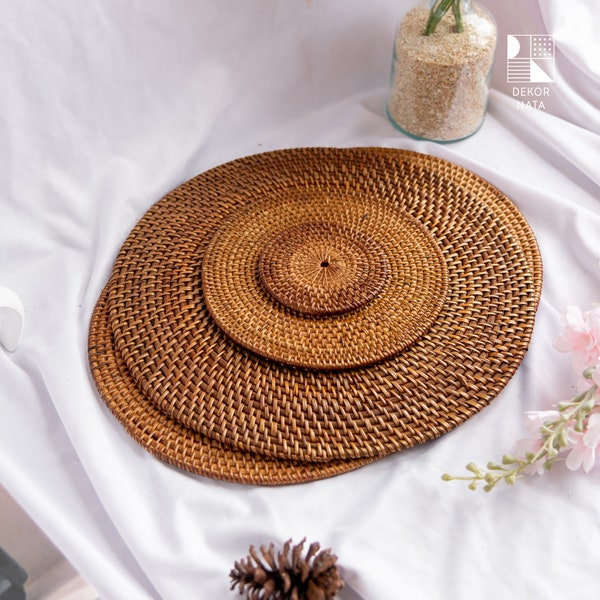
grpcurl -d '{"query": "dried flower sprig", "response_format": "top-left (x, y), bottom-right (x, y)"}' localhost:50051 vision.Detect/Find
top-left (424, 0), bottom-right (464, 36)
top-left (443, 304), bottom-right (600, 491)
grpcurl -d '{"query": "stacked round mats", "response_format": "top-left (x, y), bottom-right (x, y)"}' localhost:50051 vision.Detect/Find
top-left (88, 147), bottom-right (542, 485)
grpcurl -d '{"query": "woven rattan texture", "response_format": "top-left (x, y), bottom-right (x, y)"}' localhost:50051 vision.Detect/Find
top-left (258, 221), bottom-right (389, 316)
top-left (90, 148), bottom-right (542, 481)
top-left (203, 194), bottom-right (448, 369)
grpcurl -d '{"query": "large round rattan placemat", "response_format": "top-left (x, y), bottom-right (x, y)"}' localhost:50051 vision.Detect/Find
top-left (89, 147), bottom-right (542, 483)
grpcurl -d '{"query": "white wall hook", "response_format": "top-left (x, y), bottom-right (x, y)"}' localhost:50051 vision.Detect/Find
top-left (0, 286), bottom-right (25, 352)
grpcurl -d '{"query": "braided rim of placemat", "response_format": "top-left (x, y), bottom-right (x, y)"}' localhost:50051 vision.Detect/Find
top-left (90, 147), bottom-right (542, 479)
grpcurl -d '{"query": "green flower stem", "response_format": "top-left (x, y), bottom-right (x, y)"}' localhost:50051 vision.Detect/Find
top-left (424, 0), bottom-right (464, 36)
top-left (442, 384), bottom-right (598, 492)
top-left (451, 0), bottom-right (464, 33)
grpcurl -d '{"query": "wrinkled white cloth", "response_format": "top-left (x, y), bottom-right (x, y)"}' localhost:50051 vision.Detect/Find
top-left (1, 1), bottom-right (599, 598)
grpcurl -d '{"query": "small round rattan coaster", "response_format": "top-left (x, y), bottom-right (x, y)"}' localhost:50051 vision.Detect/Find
top-left (258, 220), bottom-right (389, 317)
top-left (89, 147), bottom-right (542, 483)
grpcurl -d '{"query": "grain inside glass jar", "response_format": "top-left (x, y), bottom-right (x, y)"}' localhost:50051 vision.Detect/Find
top-left (387, 4), bottom-right (497, 142)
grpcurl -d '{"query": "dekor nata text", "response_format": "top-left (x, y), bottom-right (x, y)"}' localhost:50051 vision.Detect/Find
top-left (512, 86), bottom-right (550, 110)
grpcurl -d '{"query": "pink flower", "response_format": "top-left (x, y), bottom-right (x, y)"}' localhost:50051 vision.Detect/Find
top-left (512, 411), bottom-right (563, 476)
top-left (554, 306), bottom-right (600, 373)
top-left (523, 410), bottom-right (560, 437)
top-left (514, 437), bottom-right (546, 475)
top-left (565, 412), bottom-right (600, 473)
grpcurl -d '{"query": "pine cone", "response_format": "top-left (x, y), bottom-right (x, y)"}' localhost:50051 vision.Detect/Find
top-left (230, 537), bottom-right (345, 600)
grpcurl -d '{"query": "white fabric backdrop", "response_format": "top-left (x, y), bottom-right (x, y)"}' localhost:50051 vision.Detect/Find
top-left (1, 1), bottom-right (599, 598)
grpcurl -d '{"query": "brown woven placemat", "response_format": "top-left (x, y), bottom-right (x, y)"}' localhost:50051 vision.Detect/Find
top-left (89, 147), bottom-right (542, 483)
top-left (202, 193), bottom-right (449, 369)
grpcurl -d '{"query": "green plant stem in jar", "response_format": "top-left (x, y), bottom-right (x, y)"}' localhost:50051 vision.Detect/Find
top-left (424, 0), bottom-right (464, 36)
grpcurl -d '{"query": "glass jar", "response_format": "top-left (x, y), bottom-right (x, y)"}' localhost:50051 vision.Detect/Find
top-left (387, 0), bottom-right (497, 142)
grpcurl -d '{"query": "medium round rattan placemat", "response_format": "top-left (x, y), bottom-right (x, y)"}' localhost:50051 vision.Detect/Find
top-left (89, 147), bottom-right (542, 484)
top-left (202, 193), bottom-right (449, 369)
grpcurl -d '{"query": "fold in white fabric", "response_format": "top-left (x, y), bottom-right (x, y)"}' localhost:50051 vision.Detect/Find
top-left (1, 1), bottom-right (599, 598)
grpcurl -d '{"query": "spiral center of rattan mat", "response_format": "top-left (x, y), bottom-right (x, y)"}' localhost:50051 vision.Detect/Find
top-left (202, 193), bottom-right (449, 370)
top-left (258, 222), bottom-right (388, 316)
